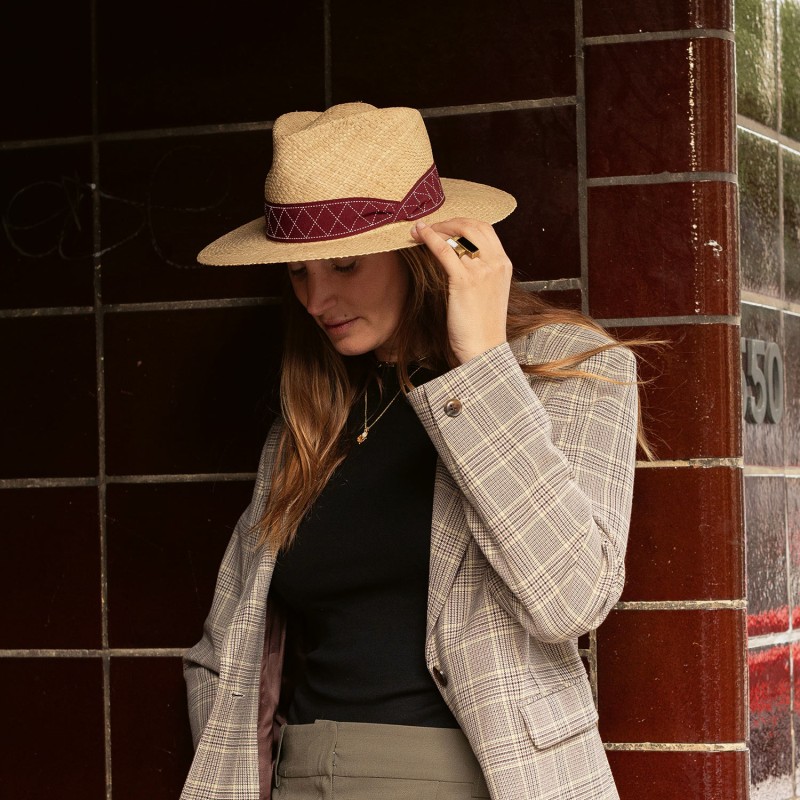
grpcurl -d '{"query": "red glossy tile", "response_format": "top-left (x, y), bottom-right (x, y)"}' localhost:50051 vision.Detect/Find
top-left (425, 107), bottom-right (579, 282)
top-left (583, 0), bottom-right (732, 36)
top-left (104, 307), bottom-right (280, 476)
top-left (99, 131), bottom-right (286, 304)
top-left (606, 750), bottom-right (747, 800)
top-left (749, 646), bottom-right (792, 792)
top-left (745, 477), bottom-right (788, 637)
top-left (784, 308), bottom-right (800, 468)
top-left (588, 181), bottom-right (738, 318)
top-left (0, 487), bottom-right (100, 648)
top-left (331, 0), bottom-right (575, 108)
top-left (622, 467), bottom-right (744, 602)
top-left (597, 609), bottom-right (746, 742)
top-left (586, 38), bottom-right (734, 178)
top-left (0, 659), bottom-right (105, 798)
top-left (611, 324), bottom-right (741, 461)
top-left (107, 481), bottom-right (254, 647)
top-left (110, 658), bottom-right (194, 798)
top-left (1, 3), bottom-right (91, 140)
top-left (0, 315), bottom-right (98, 479)
top-left (97, 1), bottom-right (324, 132)
top-left (0, 145), bottom-right (94, 310)
top-left (738, 128), bottom-right (780, 297)
top-left (741, 304), bottom-right (784, 467)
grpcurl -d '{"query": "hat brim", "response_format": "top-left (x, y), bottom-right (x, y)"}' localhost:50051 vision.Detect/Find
top-left (197, 178), bottom-right (517, 266)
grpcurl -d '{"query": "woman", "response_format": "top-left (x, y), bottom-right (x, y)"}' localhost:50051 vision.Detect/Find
top-left (181, 103), bottom-right (641, 800)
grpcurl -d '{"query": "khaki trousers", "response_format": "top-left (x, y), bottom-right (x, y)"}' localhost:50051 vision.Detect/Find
top-left (272, 720), bottom-right (490, 800)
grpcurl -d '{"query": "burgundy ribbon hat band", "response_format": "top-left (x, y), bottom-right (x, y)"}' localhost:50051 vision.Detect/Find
top-left (197, 103), bottom-right (517, 266)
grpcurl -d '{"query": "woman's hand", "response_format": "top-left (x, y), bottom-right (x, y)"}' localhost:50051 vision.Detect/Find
top-left (410, 217), bottom-right (513, 364)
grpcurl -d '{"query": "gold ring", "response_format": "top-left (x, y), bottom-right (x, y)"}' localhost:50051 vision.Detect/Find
top-left (446, 236), bottom-right (480, 259)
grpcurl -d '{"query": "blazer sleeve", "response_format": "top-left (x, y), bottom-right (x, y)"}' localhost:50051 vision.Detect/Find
top-left (183, 422), bottom-right (282, 749)
top-left (407, 328), bottom-right (638, 644)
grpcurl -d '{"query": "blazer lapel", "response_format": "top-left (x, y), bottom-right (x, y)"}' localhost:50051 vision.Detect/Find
top-left (426, 459), bottom-right (471, 640)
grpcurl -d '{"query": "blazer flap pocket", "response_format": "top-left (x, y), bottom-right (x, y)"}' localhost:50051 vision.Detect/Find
top-left (519, 679), bottom-right (599, 750)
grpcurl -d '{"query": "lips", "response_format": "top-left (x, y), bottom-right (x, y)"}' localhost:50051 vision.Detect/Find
top-left (321, 317), bottom-right (358, 335)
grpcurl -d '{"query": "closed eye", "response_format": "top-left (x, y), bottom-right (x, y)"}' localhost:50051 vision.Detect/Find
top-left (334, 261), bottom-right (356, 273)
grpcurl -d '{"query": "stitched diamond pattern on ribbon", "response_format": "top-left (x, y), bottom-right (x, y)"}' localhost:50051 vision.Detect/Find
top-left (264, 164), bottom-right (445, 242)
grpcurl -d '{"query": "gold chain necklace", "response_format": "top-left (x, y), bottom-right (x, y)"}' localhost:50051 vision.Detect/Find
top-left (356, 365), bottom-right (422, 444)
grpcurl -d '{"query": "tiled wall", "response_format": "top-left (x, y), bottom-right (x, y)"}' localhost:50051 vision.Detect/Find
top-left (738, 0), bottom-right (800, 796)
top-left (0, 3), bottom-right (747, 798)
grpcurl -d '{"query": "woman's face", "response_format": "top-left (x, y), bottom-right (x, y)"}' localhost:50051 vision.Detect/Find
top-left (287, 250), bottom-right (410, 361)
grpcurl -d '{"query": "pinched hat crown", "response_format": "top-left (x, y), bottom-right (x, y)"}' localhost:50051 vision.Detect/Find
top-left (265, 103), bottom-right (434, 205)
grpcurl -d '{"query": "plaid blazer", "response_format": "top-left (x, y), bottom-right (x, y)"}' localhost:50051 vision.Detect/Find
top-left (180, 323), bottom-right (638, 800)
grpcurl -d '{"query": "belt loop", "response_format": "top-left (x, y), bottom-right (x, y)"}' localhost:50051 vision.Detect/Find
top-left (273, 723), bottom-right (287, 788)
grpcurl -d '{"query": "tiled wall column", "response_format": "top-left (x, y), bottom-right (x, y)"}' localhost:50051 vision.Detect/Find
top-left (737, 0), bottom-right (800, 796)
top-left (0, 2), bottom-right (747, 799)
top-left (582, 3), bottom-right (748, 797)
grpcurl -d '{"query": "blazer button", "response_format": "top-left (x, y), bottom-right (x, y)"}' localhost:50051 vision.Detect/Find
top-left (443, 398), bottom-right (462, 417)
top-left (432, 666), bottom-right (448, 687)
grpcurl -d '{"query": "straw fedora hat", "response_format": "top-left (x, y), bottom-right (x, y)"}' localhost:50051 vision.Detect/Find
top-left (197, 102), bottom-right (517, 266)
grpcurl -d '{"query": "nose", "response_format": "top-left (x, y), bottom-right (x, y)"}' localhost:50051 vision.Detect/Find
top-left (302, 270), bottom-right (336, 317)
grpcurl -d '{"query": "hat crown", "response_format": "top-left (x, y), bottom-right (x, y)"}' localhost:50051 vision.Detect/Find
top-left (264, 104), bottom-right (435, 205)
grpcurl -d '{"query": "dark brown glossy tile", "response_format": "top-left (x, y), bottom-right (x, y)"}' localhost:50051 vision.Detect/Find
top-left (741, 304), bottom-right (784, 466)
top-left (97, 1), bottom-right (324, 132)
top-left (745, 477), bottom-right (788, 636)
top-left (110, 658), bottom-right (194, 797)
top-left (107, 481), bottom-right (254, 647)
top-left (784, 148), bottom-right (800, 304)
top-left (588, 181), bottom-right (738, 318)
top-left (0, 315), bottom-right (98, 479)
top-left (586, 38), bottom-right (734, 178)
top-left (610, 324), bottom-right (741, 461)
top-left (622, 467), bottom-right (744, 602)
top-left (738, 128), bottom-right (780, 297)
top-left (597, 609), bottom-right (746, 742)
top-left (99, 131), bottom-right (286, 304)
top-left (104, 307), bottom-right (280, 476)
top-left (1, 3), bottom-right (91, 140)
top-left (0, 659), bottom-right (104, 798)
top-left (331, 0), bottom-right (575, 108)
top-left (783, 0), bottom-right (800, 140)
top-left (0, 487), bottom-right (100, 648)
top-left (578, 633), bottom-right (590, 650)
top-left (737, 0), bottom-right (779, 129)
top-left (0, 145), bottom-right (94, 309)
top-left (785, 313), bottom-right (800, 467)
top-left (606, 750), bottom-right (747, 800)
top-left (584, 0), bottom-right (732, 36)
top-left (749, 645), bottom-right (792, 792)
top-left (426, 107), bottom-right (579, 282)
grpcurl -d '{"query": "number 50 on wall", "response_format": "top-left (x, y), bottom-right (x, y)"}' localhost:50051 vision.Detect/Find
top-left (741, 338), bottom-right (784, 424)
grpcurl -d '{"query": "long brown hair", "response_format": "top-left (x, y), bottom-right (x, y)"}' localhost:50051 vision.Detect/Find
top-left (256, 245), bottom-right (654, 553)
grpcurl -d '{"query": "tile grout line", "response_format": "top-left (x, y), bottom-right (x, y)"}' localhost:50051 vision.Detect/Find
top-left (615, 600), bottom-right (746, 610)
top-left (584, 29), bottom-right (735, 46)
top-left (0, 648), bottom-right (189, 658)
top-left (0, 99), bottom-right (579, 152)
top-left (635, 457), bottom-right (743, 468)
top-left (588, 171), bottom-right (737, 187)
top-left (519, 278), bottom-right (583, 292)
top-left (599, 314), bottom-right (739, 326)
top-left (604, 742), bottom-right (747, 752)
top-left (742, 291), bottom-right (800, 314)
top-left (0, 296), bottom-right (282, 319)
top-left (89, 3), bottom-right (112, 794)
top-left (737, 116), bottom-right (800, 155)
top-left (749, 628), bottom-right (800, 650)
top-left (575, 0), bottom-right (589, 317)
top-left (323, 0), bottom-right (332, 108)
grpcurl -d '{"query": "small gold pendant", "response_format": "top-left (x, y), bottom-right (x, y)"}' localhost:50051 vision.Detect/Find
top-left (356, 430), bottom-right (368, 444)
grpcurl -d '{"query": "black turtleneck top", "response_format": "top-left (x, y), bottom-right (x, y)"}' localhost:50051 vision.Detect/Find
top-left (270, 364), bottom-right (459, 728)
